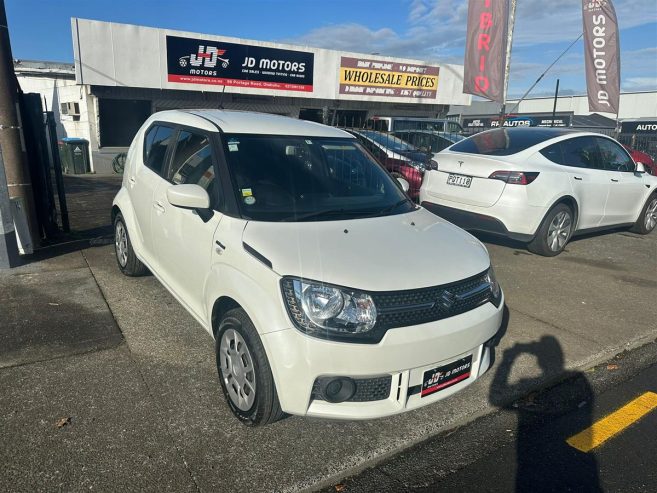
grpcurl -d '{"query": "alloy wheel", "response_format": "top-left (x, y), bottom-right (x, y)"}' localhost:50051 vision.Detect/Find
top-left (547, 211), bottom-right (572, 252)
top-left (219, 328), bottom-right (257, 411)
top-left (115, 221), bottom-right (128, 267)
top-left (645, 198), bottom-right (657, 231)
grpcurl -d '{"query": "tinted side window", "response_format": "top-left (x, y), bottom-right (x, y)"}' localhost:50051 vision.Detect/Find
top-left (540, 142), bottom-right (564, 164)
top-left (143, 125), bottom-right (174, 175)
top-left (166, 130), bottom-right (218, 200)
top-left (558, 137), bottom-right (601, 169)
top-left (595, 137), bottom-right (635, 172)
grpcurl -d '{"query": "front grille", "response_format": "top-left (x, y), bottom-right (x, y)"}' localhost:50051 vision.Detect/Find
top-left (372, 271), bottom-right (492, 330)
top-left (312, 376), bottom-right (392, 402)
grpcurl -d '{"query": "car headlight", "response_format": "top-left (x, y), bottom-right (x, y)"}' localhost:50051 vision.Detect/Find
top-left (485, 266), bottom-right (502, 307)
top-left (281, 278), bottom-right (377, 338)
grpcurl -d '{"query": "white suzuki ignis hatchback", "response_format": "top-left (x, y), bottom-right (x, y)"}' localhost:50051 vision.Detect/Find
top-left (112, 110), bottom-right (504, 426)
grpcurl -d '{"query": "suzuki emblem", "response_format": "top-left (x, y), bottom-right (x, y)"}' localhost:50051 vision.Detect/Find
top-left (438, 290), bottom-right (457, 309)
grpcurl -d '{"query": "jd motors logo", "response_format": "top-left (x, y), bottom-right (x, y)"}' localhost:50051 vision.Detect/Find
top-left (179, 45), bottom-right (229, 70)
top-left (584, 0), bottom-right (607, 11)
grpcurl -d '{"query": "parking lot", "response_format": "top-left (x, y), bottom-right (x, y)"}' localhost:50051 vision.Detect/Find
top-left (1, 175), bottom-right (656, 492)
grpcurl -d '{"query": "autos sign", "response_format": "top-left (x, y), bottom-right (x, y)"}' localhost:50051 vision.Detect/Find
top-left (463, 114), bottom-right (572, 129)
top-left (463, 0), bottom-right (509, 103)
top-left (166, 35), bottom-right (314, 92)
top-left (582, 0), bottom-right (620, 113)
top-left (621, 121), bottom-right (657, 134)
top-left (338, 57), bottom-right (439, 99)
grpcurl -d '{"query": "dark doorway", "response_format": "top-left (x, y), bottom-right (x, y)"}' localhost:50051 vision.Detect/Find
top-left (98, 99), bottom-right (151, 147)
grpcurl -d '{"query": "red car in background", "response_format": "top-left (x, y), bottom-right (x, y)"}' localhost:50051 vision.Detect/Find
top-left (623, 144), bottom-right (656, 175)
top-left (347, 129), bottom-right (436, 199)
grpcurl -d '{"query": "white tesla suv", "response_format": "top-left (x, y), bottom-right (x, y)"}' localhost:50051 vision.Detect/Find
top-left (420, 128), bottom-right (657, 256)
top-left (112, 110), bottom-right (504, 426)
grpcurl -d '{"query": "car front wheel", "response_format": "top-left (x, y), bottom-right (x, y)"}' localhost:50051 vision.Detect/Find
top-left (630, 194), bottom-right (657, 235)
top-left (114, 213), bottom-right (147, 276)
top-left (215, 308), bottom-right (284, 426)
top-left (527, 204), bottom-right (574, 257)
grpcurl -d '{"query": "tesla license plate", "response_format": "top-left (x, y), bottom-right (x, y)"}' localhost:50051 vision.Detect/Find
top-left (447, 173), bottom-right (472, 188)
top-left (421, 355), bottom-right (473, 397)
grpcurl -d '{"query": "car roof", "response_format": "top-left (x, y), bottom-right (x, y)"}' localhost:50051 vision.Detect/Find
top-left (154, 109), bottom-right (353, 138)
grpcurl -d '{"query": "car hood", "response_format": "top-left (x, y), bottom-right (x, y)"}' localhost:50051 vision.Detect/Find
top-left (241, 208), bottom-right (490, 291)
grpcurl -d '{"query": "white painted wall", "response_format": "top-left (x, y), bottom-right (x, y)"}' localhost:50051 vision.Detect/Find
top-left (16, 75), bottom-right (77, 138)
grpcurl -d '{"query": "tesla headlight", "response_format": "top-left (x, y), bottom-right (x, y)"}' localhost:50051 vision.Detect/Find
top-left (281, 278), bottom-right (377, 337)
top-left (485, 266), bottom-right (502, 307)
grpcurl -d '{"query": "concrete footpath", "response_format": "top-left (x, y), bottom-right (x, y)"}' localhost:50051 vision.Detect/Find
top-left (1, 175), bottom-right (656, 492)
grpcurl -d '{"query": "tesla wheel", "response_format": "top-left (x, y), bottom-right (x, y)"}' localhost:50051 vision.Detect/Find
top-left (215, 308), bottom-right (284, 426)
top-left (527, 203), bottom-right (574, 257)
top-left (113, 213), bottom-right (147, 276)
top-left (630, 194), bottom-right (657, 235)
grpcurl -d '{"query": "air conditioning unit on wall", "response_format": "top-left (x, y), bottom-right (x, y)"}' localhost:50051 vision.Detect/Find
top-left (60, 102), bottom-right (80, 116)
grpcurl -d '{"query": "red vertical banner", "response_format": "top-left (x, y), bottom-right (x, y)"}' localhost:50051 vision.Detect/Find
top-left (582, 0), bottom-right (621, 113)
top-left (463, 0), bottom-right (509, 103)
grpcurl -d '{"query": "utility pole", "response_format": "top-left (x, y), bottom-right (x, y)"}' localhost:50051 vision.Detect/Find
top-left (0, 0), bottom-right (39, 256)
top-left (551, 79), bottom-right (560, 127)
top-left (0, 148), bottom-right (20, 267)
top-left (499, 0), bottom-right (517, 126)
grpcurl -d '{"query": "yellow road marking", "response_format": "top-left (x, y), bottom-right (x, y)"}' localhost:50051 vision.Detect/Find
top-left (567, 391), bottom-right (657, 453)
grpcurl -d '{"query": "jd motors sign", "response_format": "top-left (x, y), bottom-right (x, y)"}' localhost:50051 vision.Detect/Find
top-left (166, 35), bottom-right (314, 92)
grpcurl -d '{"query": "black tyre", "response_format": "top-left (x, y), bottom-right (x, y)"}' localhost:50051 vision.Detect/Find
top-left (527, 203), bottom-right (574, 257)
top-left (215, 308), bottom-right (284, 426)
top-left (113, 213), bottom-right (147, 276)
top-left (629, 194), bottom-right (657, 235)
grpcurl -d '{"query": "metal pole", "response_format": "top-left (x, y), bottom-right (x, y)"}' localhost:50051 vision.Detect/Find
top-left (507, 34), bottom-right (583, 115)
top-left (0, 148), bottom-right (20, 268)
top-left (551, 79), bottom-right (560, 127)
top-left (0, 0), bottom-right (39, 248)
top-left (499, 0), bottom-right (518, 125)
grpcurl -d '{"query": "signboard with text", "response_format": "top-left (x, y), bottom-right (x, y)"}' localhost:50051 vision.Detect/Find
top-left (463, 114), bottom-right (572, 129)
top-left (338, 56), bottom-right (439, 99)
top-left (166, 35), bottom-right (314, 92)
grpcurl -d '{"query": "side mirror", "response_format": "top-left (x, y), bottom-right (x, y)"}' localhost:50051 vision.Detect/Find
top-left (635, 162), bottom-right (646, 173)
top-left (397, 177), bottom-right (410, 192)
top-left (166, 184), bottom-right (210, 210)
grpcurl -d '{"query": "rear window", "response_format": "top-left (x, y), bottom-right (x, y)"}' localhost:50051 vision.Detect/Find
top-left (451, 128), bottom-right (567, 156)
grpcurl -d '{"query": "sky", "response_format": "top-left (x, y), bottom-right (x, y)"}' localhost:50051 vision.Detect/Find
top-left (6, 0), bottom-right (657, 99)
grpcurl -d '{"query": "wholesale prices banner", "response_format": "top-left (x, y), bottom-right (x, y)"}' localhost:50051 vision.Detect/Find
top-left (338, 56), bottom-right (439, 99)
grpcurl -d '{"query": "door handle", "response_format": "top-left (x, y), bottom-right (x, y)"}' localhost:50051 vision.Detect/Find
top-left (215, 240), bottom-right (226, 254)
top-left (611, 178), bottom-right (619, 182)
top-left (129, 176), bottom-right (136, 185)
top-left (573, 176), bottom-right (583, 181)
top-left (153, 201), bottom-right (165, 213)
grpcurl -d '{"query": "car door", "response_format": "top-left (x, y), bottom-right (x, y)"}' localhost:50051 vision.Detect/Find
top-left (556, 136), bottom-right (612, 229)
top-left (594, 137), bottom-right (647, 225)
top-left (128, 124), bottom-right (174, 258)
top-left (150, 127), bottom-right (224, 322)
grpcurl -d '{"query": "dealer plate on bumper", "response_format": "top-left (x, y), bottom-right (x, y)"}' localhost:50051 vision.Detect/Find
top-left (421, 355), bottom-right (473, 397)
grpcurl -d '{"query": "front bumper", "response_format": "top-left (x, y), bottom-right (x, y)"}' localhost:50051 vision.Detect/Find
top-left (261, 295), bottom-right (504, 419)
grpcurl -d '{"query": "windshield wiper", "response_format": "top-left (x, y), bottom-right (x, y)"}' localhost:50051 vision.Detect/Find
top-left (280, 208), bottom-right (373, 222)
top-left (374, 198), bottom-right (414, 216)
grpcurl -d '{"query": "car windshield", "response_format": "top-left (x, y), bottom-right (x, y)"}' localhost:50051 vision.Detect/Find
top-left (222, 134), bottom-right (414, 222)
top-left (358, 130), bottom-right (420, 153)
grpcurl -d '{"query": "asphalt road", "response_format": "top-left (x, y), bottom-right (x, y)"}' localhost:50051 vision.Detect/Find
top-left (325, 338), bottom-right (657, 492)
top-left (1, 175), bottom-right (656, 492)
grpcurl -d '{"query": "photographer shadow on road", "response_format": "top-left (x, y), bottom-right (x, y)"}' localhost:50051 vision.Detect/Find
top-left (489, 336), bottom-right (602, 493)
